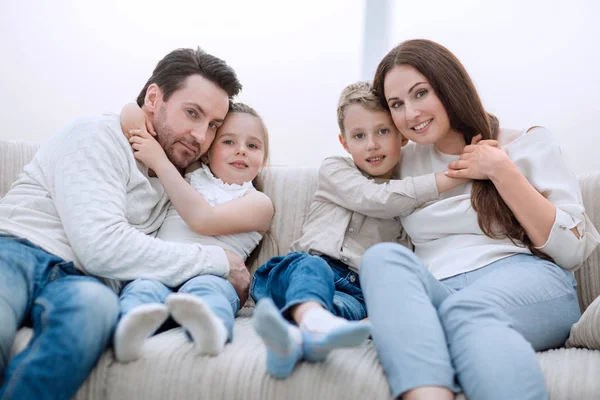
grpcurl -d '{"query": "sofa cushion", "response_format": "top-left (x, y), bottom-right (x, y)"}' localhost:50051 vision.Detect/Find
top-left (566, 294), bottom-right (600, 349)
top-left (12, 309), bottom-right (600, 400)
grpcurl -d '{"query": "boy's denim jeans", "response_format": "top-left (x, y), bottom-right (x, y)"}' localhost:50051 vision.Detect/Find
top-left (360, 242), bottom-right (581, 400)
top-left (119, 275), bottom-right (240, 340)
top-left (251, 251), bottom-right (367, 321)
top-left (0, 233), bottom-right (119, 400)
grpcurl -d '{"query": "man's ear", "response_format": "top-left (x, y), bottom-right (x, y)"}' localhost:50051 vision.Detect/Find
top-left (338, 133), bottom-right (350, 153)
top-left (401, 135), bottom-right (409, 147)
top-left (144, 83), bottom-right (161, 113)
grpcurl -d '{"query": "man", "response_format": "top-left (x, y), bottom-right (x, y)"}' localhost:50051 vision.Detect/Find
top-left (0, 47), bottom-right (247, 400)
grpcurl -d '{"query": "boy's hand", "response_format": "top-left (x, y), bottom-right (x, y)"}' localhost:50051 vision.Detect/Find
top-left (446, 134), bottom-right (508, 180)
top-left (129, 129), bottom-right (169, 171)
top-left (470, 133), bottom-right (499, 148)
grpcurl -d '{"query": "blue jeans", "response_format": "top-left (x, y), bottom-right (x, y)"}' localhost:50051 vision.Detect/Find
top-left (119, 275), bottom-right (240, 340)
top-left (360, 243), bottom-right (581, 400)
top-left (251, 252), bottom-right (367, 321)
top-left (0, 234), bottom-right (119, 400)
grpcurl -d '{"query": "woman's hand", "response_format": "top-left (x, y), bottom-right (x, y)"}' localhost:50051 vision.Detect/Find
top-left (129, 129), bottom-right (169, 172)
top-left (446, 134), bottom-right (511, 180)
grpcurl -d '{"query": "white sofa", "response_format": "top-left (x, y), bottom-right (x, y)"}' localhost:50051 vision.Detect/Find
top-left (2, 138), bottom-right (600, 400)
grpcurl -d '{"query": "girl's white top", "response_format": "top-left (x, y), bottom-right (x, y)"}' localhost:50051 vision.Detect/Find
top-left (400, 126), bottom-right (600, 280)
top-left (157, 164), bottom-right (262, 261)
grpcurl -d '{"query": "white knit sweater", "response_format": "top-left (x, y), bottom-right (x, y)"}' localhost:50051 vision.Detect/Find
top-left (0, 114), bottom-right (229, 291)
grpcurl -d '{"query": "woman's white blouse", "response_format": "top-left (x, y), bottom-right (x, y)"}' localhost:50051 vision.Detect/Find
top-left (400, 126), bottom-right (600, 280)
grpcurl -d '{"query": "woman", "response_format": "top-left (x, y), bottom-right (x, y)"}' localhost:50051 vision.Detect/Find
top-left (360, 39), bottom-right (600, 400)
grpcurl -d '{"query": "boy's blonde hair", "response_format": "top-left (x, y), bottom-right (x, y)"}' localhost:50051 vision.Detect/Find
top-left (336, 81), bottom-right (387, 134)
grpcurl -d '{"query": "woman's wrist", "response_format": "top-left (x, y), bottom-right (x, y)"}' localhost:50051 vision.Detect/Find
top-left (489, 158), bottom-right (521, 187)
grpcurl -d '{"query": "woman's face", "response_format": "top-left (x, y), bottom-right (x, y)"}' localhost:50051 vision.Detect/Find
top-left (383, 65), bottom-right (457, 150)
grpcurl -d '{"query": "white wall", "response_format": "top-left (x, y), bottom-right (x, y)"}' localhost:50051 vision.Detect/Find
top-left (0, 0), bottom-right (364, 167)
top-left (388, 0), bottom-right (600, 175)
top-left (1, 0), bottom-right (599, 174)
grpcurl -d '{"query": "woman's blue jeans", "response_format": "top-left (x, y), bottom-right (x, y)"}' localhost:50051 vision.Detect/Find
top-left (251, 252), bottom-right (367, 321)
top-left (0, 234), bottom-right (119, 400)
top-left (360, 243), bottom-right (581, 400)
top-left (119, 275), bottom-right (240, 340)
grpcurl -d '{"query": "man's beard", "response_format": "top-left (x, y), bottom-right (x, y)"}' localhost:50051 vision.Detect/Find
top-left (154, 106), bottom-right (201, 170)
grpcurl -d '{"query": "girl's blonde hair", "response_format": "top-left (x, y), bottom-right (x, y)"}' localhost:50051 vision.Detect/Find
top-left (226, 102), bottom-right (277, 268)
top-left (228, 102), bottom-right (270, 165)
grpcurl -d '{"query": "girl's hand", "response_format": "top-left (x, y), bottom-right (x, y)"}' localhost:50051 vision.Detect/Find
top-left (129, 129), bottom-right (169, 171)
top-left (446, 134), bottom-right (509, 180)
top-left (120, 103), bottom-right (157, 139)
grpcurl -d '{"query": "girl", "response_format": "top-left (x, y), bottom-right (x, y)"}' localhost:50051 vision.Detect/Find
top-left (114, 102), bottom-right (274, 362)
top-left (360, 39), bottom-right (600, 400)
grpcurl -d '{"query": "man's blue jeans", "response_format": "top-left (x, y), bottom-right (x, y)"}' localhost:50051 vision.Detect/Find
top-left (251, 252), bottom-right (367, 321)
top-left (119, 275), bottom-right (240, 340)
top-left (360, 243), bottom-right (581, 400)
top-left (0, 234), bottom-right (119, 400)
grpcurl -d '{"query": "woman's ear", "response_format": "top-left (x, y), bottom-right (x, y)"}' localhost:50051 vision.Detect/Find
top-left (200, 154), bottom-right (209, 165)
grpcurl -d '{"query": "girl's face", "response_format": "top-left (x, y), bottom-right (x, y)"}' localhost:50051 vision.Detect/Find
top-left (383, 65), bottom-right (463, 153)
top-left (206, 112), bottom-right (266, 185)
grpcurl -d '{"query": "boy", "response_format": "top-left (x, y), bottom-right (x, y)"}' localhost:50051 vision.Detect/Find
top-left (251, 81), bottom-right (465, 378)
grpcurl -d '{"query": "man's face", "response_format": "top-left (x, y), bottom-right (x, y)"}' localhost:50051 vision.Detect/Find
top-left (152, 75), bottom-right (229, 170)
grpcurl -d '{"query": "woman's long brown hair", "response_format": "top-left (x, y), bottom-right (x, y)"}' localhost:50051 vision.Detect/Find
top-left (373, 39), bottom-right (550, 260)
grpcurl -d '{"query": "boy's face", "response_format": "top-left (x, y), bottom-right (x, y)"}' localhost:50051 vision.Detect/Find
top-left (338, 104), bottom-right (407, 179)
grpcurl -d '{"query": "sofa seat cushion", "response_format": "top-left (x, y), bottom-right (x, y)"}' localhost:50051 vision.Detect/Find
top-left (12, 307), bottom-right (600, 400)
top-left (566, 294), bottom-right (600, 350)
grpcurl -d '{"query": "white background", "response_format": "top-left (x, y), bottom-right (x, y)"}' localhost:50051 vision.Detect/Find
top-left (1, 0), bottom-right (598, 174)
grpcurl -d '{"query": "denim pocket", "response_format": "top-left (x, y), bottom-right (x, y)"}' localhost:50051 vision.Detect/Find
top-left (49, 261), bottom-right (82, 281)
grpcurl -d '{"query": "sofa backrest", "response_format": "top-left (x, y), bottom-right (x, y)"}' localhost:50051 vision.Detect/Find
top-left (0, 140), bottom-right (40, 197)
top-left (1, 139), bottom-right (599, 311)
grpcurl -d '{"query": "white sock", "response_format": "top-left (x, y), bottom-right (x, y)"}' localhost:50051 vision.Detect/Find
top-left (114, 303), bottom-right (169, 362)
top-left (300, 307), bottom-right (348, 333)
top-left (167, 293), bottom-right (228, 356)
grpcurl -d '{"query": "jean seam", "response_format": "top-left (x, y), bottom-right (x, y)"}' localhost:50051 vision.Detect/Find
top-left (1, 296), bottom-right (52, 399)
top-left (249, 276), bottom-right (257, 301)
top-left (502, 290), bottom-right (578, 314)
top-left (230, 297), bottom-right (240, 310)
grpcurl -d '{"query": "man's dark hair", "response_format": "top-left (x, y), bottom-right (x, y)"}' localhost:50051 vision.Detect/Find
top-left (136, 47), bottom-right (242, 106)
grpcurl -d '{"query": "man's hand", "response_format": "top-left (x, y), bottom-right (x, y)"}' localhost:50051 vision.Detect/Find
top-left (225, 250), bottom-right (250, 307)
